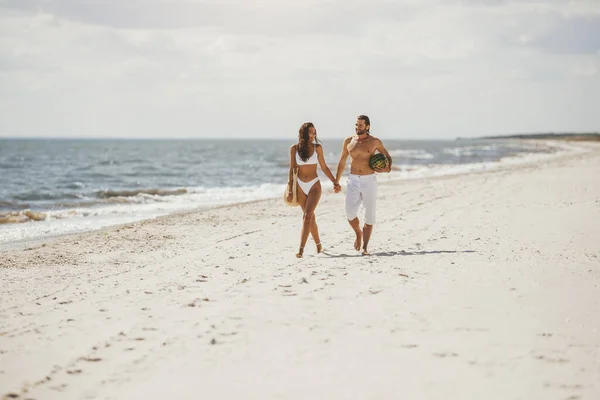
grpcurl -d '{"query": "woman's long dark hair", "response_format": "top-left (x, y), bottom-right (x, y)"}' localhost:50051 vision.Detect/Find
top-left (297, 122), bottom-right (320, 162)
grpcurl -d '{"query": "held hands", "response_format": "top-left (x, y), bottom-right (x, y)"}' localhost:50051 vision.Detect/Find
top-left (333, 182), bottom-right (342, 193)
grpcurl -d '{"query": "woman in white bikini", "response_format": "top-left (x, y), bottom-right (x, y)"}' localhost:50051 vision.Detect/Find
top-left (287, 122), bottom-right (340, 258)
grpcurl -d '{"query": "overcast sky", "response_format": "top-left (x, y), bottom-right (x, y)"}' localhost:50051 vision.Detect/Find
top-left (0, 0), bottom-right (598, 139)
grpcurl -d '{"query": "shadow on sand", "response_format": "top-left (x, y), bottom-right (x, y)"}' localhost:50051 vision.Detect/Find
top-left (321, 249), bottom-right (476, 258)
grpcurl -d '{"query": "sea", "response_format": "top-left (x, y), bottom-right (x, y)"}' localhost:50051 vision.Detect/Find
top-left (0, 138), bottom-right (578, 246)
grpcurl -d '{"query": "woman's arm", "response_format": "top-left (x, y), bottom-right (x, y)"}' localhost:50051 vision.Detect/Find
top-left (316, 145), bottom-right (337, 183)
top-left (288, 145), bottom-right (297, 188)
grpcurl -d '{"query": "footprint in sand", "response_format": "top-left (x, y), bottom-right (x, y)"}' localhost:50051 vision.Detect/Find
top-left (80, 357), bottom-right (102, 362)
top-left (544, 383), bottom-right (584, 390)
top-left (49, 383), bottom-right (69, 392)
top-left (534, 355), bottom-right (569, 363)
top-left (433, 352), bottom-right (458, 358)
top-left (66, 369), bottom-right (83, 375)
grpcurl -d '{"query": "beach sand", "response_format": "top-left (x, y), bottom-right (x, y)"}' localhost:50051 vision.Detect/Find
top-left (1, 142), bottom-right (599, 400)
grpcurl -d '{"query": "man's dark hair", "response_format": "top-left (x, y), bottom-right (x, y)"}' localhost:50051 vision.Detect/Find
top-left (357, 115), bottom-right (370, 132)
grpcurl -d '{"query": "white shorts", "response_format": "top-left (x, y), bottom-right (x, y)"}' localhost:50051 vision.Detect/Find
top-left (345, 174), bottom-right (377, 225)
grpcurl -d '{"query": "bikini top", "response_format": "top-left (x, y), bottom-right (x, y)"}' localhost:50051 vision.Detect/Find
top-left (296, 144), bottom-right (318, 166)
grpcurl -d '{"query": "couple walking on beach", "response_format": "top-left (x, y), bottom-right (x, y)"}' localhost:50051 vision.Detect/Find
top-left (286, 115), bottom-right (393, 257)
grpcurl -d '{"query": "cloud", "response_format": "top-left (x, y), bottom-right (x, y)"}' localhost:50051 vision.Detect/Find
top-left (1, 0), bottom-right (225, 29)
top-left (0, 0), bottom-right (598, 138)
top-left (525, 14), bottom-right (600, 54)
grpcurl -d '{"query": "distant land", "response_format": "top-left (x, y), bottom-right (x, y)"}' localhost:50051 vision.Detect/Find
top-left (470, 133), bottom-right (600, 142)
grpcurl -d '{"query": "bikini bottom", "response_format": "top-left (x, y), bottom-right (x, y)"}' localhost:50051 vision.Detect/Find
top-left (297, 177), bottom-right (320, 195)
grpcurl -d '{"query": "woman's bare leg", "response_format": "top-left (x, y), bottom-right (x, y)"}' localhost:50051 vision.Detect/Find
top-left (310, 215), bottom-right (323, 253)
top-left (297, 182), bottom-right (321, 258)
top-left (296, 189), bottom-right (307, 258)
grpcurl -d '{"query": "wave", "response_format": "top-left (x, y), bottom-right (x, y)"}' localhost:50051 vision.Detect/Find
top-left (12, 192), bottom-right (83, 202)
top-left (95, 188), bottom-right (188, 198)
top-left (0, 210), bottom-right (48, 225)
top-left (0, 200), bottom-right (31, 211)
top-left (387, 149), bottom-right (434, 159)
top-left (0, 182), bottom-right (287, 240)
top-left (443, 147), bottom-right (478, 157)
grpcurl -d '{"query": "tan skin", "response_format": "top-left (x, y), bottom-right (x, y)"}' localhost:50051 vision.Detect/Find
top-left (287, 126), bottom-right (338, 258)
top-left (334, 118), bottom-right (392, 255)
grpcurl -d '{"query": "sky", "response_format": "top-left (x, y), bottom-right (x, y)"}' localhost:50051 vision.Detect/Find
top-left (0, 0), bottom-right (599, 139)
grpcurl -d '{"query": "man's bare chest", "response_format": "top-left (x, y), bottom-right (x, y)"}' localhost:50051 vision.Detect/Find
top-left (348, 141), bottom-right (376, 158)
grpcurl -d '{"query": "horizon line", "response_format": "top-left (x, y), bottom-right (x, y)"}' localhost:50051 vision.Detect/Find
top-left (0, 136), bottom-right (458, 141)
top-left (0, 132), bottom-right (597, 141)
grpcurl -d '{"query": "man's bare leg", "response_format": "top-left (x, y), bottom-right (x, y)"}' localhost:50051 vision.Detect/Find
top-left (348, 218), bottom-right (362, 251)
top-left (362, 223), bottom-right (373, 255)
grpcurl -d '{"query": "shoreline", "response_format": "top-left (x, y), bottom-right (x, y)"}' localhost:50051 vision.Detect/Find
top-left (0, 140), bottom-right (594, 254)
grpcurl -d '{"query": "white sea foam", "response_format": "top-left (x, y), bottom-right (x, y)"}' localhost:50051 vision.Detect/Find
top-left (0, 183), bottom-right (284, 244)
top-left (387, 149), bottom-right (435, 159)
top-left (378, 140), bottom-right (587, 183)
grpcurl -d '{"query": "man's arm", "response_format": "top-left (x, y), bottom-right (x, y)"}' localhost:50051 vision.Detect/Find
top-left (335, 138), bottom-right (351, 184)
top-left (375, 139), bottom-right (393, 173)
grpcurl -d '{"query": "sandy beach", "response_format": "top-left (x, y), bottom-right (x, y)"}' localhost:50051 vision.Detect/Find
top-left (1, 142), bottom-right (599, 400)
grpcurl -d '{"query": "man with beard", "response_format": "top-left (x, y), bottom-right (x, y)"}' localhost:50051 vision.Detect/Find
top-left (334, 115), bottom-right (393, 255)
